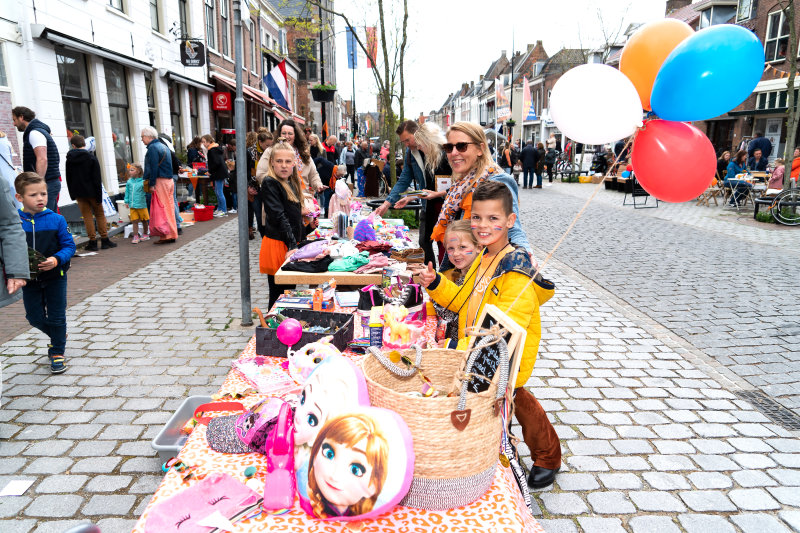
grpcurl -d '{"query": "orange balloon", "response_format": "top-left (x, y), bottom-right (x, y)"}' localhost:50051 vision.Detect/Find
top-left (620, 19), bottom-right (694, 111)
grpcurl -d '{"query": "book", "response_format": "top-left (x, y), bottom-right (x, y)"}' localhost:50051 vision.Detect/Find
top-left (335, 291), bottom-right (361, 308)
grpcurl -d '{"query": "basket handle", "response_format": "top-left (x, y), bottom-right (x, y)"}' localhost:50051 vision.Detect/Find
top-left (457, 335), bottom-right (509, 410)
top-left (366, 344), bottom-right (423, 378)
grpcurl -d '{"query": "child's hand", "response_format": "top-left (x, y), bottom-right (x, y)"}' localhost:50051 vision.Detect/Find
top-left (38, 257), bottom-right (58, 271)
top-left (419, 261), bottom-right (437, 288)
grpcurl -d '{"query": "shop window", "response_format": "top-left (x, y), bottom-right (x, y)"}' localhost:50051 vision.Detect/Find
top-left (103, 60), bottom-right (133, 184)
top-left (0, 45), bottom-right (7, 86)
top-left (220, 0), bottom-right (230, 56)
top-left (169, 80), bottom-right (184, 154)
top-left (765, 11), bottom-right (790, 63)
top-left (189, 87), bottom-right (199, 141)
top-left (296, 39), bottom-right (317, 81)
top-left (178, 0), bottom-right (189, 36)
top-left (150, 0), bottom-right (160, 32)
top-left (56, 48), bottom-right (93, 137)
top-left (204, 0), bottom-right (216, 50)
top-left (109, 0), bottom-right (124, 12)
top-left (145, 71), bottom-right (158, 128)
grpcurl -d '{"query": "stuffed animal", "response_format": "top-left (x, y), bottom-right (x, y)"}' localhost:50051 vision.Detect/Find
top-left (383, 305), bottom-right (411, 344)
top-left (287, 335), bottom-right (341, 385)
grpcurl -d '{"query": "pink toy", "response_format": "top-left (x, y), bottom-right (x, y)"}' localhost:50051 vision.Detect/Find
top-left (382, 304), bottom-right (424, 350)
top-left (287, 335), bottom-right (341, 384)
top-left (262, 402), bottom-right (296, 511)
top-left (276, 318), bottom-right (303, 346)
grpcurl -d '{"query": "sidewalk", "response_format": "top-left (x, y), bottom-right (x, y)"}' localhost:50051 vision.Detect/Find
top-left (0, 219), bottom-right (798, 532)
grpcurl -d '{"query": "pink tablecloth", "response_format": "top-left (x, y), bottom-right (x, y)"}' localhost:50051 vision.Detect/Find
top-left (133, 334), bottom-right (544, 533)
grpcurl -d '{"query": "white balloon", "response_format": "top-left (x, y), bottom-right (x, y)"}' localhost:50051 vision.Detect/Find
top-left (550, 64), bottom-right (643, 145)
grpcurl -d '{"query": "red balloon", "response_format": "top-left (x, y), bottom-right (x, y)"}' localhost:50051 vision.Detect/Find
top-left (631, 120), bottom-right (716, 203)
top-left (626, 164), bottom-right (633, 172)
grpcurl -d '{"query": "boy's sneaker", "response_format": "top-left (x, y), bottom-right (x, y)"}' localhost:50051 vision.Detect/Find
top-left (140, 234), bottom-right (150, 242)
top-left (49, 355), bottom-right (66, 374)
top-left (132, 235), bottom-right (140, 244)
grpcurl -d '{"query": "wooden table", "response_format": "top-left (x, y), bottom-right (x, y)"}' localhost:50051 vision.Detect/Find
top-left (274, 266), bottom-right (382, 286)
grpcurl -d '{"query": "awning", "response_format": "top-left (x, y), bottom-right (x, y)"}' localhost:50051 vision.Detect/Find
top-left (31, 24), bottom-right (152, 71)
top-left (292, 113), bottom-right (306, 125)
top-left (271, 105), bottom-right (305, 125)
top-left (728, 108), bottom-right (788, 117)
top-left (159, 69), bottom-right (214, 91)
top-left (210, 73), bottom-right (273, 107)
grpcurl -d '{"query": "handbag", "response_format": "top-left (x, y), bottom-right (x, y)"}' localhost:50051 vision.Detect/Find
top-left (361, 337), bottom-right (509, 510)
top-left (101, 185), bottom-right (117, 219)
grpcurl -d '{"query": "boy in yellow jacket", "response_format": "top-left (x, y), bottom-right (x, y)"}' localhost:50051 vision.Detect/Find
top-left (419, 180), bottom-right (561, 489)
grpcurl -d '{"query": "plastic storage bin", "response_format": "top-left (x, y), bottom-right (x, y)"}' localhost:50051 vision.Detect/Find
top-left (151, 395), bottom-right (212, 461)
top-left (255, 308), bottom-right (354, 358)
top-left (193, 205), bottom-right (214, 222)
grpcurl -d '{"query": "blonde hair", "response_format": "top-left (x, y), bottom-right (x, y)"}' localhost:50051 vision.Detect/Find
top-left (130, 163), bottom-right (144, 177)
top-left (444, 219), bottom-right (478, 247)
top-left (308, 414), bottom-right (389, 518)
top-left (414, 122), bottom-right (445, 176)
top-left (446, 122), bottom-right (491, 178)
top-left (268, 141), bottom-right (303, 204)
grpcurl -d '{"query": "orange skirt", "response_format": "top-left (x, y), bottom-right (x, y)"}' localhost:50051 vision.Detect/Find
top-left (259, 236), bottom-right (288, 275)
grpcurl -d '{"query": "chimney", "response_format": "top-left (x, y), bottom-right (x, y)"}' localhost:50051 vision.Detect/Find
top-left (665, 0), bottom-right (691, 16)
top-left (501, 50), bottom-right (507, 58)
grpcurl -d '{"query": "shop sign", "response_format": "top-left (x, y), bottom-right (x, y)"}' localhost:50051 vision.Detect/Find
top-left (220, 129), bottom-right (235, 134)
top-left (213, 92), bottom-right (232, 110)
top-left (180, 41), bottom-right (205, 67)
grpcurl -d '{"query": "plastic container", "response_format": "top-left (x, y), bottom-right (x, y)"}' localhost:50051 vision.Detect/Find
top-left (116, 200), bottom-right (130, 223)
top-left (193, 205), bottom-right (214, 222)
top-left (151, 395), bottom-right (212, 461)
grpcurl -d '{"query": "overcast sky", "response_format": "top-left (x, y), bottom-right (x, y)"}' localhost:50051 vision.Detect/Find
top-left (332, 0), bottom-right (673, 118)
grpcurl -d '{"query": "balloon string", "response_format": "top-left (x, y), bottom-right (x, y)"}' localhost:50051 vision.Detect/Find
top-left (503, 134), bottom-right (638, 315)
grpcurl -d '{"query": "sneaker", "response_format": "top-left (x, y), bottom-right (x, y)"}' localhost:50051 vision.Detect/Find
top-left (214, 211), bottom-right (227, 218)
top-left (49, 354), bottom-right (66, 374)
top-left (389, 283), bottom-right (424, 312)
top-left (132, 235), bottom-right (140, 244)
top-left (139, 234), bottom-right (150, 242)
top-left (228, 208), bottom-right (237, 214)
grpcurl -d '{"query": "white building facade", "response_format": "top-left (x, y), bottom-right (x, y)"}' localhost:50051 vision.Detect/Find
top-left (2, 0), bottom-right (213, 203)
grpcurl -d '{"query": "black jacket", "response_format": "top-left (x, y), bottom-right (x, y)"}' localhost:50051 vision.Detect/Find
top-left (259, 177), bottom-right (305, 250)
top-left (314, 156), bottom-right (335, 189)
top-left (535, 147), bottom-right (546, 173)
top-left (354, 148), bottom-right (370, 168)
top-left (22, 119), bottom-right (60, 181)
top-left (520, 144), bottom-right (538, 169)
top-left (207, 146), bottom-right (229, 182)
top-left (65, 149), bottom-right (102, 201)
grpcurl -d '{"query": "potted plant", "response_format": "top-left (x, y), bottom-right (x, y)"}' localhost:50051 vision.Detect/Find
top-left (505, 119), bottom-right (516, 127)
top-left (311, 83), bottom-right (337, 102)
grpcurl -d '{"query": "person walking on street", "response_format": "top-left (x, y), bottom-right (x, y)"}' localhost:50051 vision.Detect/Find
top-left (202, 134), bottom-right (230, 217)
top-left (142, 127), bottom-right (178, 244)
top-left (339, 141), bottom-right (356, 184)
top-left (520, 140), bottom-right (538, 190)
top-left (544, 145), bottom-right (557, 184)
top-left (535, 142), bottom-right (546, 188)
top-left (12, 107), bottom-right (61, 212)
top-left (124, 164), bottom-right (150, 243)
top-left (65, 135), bottom-right (116, 250)
top-left (324, 136), bottom-right (340, 165)
top-left (0, 176), bottom-right (29, 309)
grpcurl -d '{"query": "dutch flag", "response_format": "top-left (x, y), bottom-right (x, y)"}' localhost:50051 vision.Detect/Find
top-left (265, 60), bottom-right (290, 111)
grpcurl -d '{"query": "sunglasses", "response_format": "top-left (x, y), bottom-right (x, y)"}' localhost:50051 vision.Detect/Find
top-left (443, 142), bottom-right (479, 153)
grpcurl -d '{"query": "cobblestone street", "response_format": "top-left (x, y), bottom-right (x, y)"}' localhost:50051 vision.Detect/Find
top-left (1, 202), bottom-right (799, 532)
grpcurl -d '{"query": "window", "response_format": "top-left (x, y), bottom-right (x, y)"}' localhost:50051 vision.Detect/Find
top-left (296, 38), bottom-right (317, 81)
top-left (220, 0), bottom-right (230, 56)
top-left (56, 48), bottom-right (93, 137)
top-left (250, 28), bottom-right (255, 72)
top-left (0, 45), bottom-right (7, 86)
top-left (109, 0), bottom-right (123, 11)
top-left (189, 87), bottom-right (199, 140)
top-left (103, 60), bottom-right (133, 184)
top-left (757, 89), bottom-right (798, 110)
top-left (168, 80), bottom-right (184, 154)
top-left (150, 0), bottom-right (160, 32)
top-left (178, 0), bottom-right (188, 36)
top-left (765, 11), bottom-right (790, 62)
top-left (737, 0), bottom-right (754, 22)
top-left (698, 6), bottom-right (736, 29)
top-left (144, 71), bottom-right (158, 128)
top-left (204, 0), bottom-right (216, 50)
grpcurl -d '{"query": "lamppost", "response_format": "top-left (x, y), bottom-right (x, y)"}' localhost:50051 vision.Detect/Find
top-left (233, 0), bottom-right (252, 326)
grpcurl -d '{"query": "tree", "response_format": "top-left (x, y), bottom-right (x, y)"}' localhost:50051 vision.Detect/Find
top-left (774, 0), bottom-right (799, 189)
top-left (285, 0), bottom-right (409, 185)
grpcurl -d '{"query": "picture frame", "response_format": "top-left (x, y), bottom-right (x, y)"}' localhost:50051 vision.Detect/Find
top-left (466, 304), bottom-right (527, 394)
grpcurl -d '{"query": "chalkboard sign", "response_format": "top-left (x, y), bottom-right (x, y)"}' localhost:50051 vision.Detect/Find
top-left (465, 305), bottom-right (525, 393)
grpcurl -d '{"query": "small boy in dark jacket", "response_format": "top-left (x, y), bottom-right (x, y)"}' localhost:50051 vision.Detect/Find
top-left (65, 135), bottom-right (116, 250)
top-left (15, 172), bottom-right (76, 373)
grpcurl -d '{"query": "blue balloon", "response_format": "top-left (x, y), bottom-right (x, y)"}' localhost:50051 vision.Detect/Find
top-left (651, 24), bottom-right (764, 122)
top-left (621, 170), bottom-right (631, 178)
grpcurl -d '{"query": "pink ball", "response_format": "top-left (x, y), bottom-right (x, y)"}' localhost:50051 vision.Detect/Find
top-left (276, 318), bottom-right (303, 346)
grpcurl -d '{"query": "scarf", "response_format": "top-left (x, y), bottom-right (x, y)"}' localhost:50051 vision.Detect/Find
top-left (293, 147), bottom-right (304, 174)
top-left (432, 163), bottom-right (502, 241)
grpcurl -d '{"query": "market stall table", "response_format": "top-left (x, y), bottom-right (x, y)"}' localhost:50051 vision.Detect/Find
top-left (273, 262), bottom-right (383, 286)
top-left (134, 332), bottom-right (543, 532)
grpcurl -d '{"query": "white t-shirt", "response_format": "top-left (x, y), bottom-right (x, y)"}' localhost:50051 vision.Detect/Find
top-left (28, 130), bottom-right (47, 149)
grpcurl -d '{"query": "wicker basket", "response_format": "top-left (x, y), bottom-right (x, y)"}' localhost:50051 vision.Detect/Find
top-left (361, 339), bottom-right (508, 510)
top-left (255, 309), bottom-right (354, 358)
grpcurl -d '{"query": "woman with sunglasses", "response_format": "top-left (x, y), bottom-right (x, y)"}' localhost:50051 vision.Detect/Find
top-left (430, 122), bottom-right (531, 256)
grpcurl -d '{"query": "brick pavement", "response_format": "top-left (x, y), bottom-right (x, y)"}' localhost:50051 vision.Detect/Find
top-left (519, 181), bottom-right (800, 413)
top-left (0, 217), bottom-right (798, 532)
top-left (0, 215), bottom-right (231, 345)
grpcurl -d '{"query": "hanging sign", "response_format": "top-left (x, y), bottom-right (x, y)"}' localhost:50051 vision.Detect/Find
top-left (213, 92), bottom-right (232, 111)
top-left (180, 40), bottom-right (205, 67)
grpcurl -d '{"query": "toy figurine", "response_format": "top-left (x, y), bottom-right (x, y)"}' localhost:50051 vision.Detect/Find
top-left (287, 335), bottom-right (341, 385)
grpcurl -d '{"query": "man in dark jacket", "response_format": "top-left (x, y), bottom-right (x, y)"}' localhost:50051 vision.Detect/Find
top-left (12, 106), bottom-right (61, 212)
top-left (748, 132), bottom-right (772, 159)
top-left (354, 141), bottom-right (370, 169)
top-left (65, 135), bottom-right (116, 251)
top-left (520, 140), bottom-right (538, 190)
top-left (323, 136), bottom-right (339, 165)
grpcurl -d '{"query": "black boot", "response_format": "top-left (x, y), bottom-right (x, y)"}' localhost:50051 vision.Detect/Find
top-left (527, 466), bottom-right (559, 489)
top-left (101, 237), bottom-right (117, 249)
top-left (85, 240), bottom-right (98, 252)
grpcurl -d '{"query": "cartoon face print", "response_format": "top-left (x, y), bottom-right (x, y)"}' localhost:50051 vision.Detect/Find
top-left (295, 380), bottom-right (325, 445)
top-left (313, 437), bottom-right (376, 514)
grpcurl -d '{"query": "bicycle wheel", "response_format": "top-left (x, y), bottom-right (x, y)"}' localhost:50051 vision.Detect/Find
top-left (772, 189), bottom-right (800, 225)
top-left (378, 178), bottom-right (389, 197)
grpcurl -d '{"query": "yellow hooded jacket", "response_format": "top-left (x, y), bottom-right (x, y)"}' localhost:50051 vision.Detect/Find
top-left (426, 245), bottom-right (554, 389)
